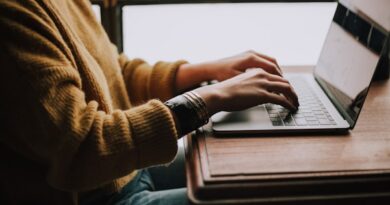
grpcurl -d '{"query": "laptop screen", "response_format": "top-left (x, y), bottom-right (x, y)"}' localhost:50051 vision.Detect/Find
top-left (313, 5), bottom-right (384, 128)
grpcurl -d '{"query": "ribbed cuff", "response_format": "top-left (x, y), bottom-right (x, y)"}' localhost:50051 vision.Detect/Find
top-left (150, 60), bottom-right (188, 101)
top-left (125, 100), bottom-right (178, 168)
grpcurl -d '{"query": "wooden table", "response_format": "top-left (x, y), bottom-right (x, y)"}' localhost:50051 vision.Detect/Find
top-left (184, 66), bottom-right (390, 205)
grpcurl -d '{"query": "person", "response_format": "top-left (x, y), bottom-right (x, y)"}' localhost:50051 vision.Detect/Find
top-left (0, 0), bottom-right (299, 205)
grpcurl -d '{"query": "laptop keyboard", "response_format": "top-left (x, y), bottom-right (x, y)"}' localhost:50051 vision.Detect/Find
top-left (265, 78), bottom-right (336, 126)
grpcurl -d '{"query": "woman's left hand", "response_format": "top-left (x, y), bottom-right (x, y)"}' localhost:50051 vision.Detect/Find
top-left (175, 50), bottom-right (283, 93)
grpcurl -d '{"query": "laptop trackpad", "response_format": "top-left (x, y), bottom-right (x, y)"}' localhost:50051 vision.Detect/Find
top-left (212, 105), bottom-right (271, 131)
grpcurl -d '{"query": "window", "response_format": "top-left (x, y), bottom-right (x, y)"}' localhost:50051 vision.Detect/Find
top-left (92, 0), bottom-right (336, 53)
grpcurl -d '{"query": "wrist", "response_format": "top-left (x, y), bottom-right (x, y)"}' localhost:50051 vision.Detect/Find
top-left (164, 92), bottom-right (210, 136)
top-left (193, 85), bottom-right (223, 116)
top-left (191, 62), bottom-right (215, 82)
top-left (180, 62), bottom-right (214, 81)
top-left (175, 63), bottom-right (213, 94)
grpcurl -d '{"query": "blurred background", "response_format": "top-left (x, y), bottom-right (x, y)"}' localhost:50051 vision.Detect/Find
top-left (91, 0), bottom-right (337, 66)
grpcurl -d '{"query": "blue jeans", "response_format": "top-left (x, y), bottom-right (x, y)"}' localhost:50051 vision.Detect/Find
top-left (81, 147), bottom-right (189, 205)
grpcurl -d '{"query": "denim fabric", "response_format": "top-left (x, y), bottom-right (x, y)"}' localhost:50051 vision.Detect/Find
top-left (81, 147), bottom-right (189, 205)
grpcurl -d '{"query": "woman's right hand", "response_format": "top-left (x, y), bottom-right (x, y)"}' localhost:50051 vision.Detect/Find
top-left (194, 69), bottom-right (299, 116)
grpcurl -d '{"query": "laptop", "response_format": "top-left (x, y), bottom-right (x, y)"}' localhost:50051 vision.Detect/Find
top-left (212, 5), bottom-right (385, 134)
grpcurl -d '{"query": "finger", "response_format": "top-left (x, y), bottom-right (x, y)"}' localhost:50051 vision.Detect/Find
top-left (261, 73), bottom-right (299, 105)
top-left (262, 72), bottom-right (289, 84)
top-left (267, 81), bottom-right (299, 107)
top-left (247, 51), bottom-right (283, 74)
top-left (248, 55), bottom-right (282, 77)
top-left (256, 53), bottom-right (280, 70)
top-left (263, 92), bottom-right (297, 111)
top-left (264, 81), bottom-right (299, 107)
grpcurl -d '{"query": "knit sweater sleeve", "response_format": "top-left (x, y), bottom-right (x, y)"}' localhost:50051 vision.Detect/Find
top-left (118, 54), bottom-right (188, 104)
top-left (0, 1), bottom-right (178, 191)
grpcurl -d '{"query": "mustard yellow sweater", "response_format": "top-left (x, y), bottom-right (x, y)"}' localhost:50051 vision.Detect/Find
top-left (0, 0), bottom-right (186, 204)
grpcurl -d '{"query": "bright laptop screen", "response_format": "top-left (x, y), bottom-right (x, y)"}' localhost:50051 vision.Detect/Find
top-left (314, 5), bottom-right (384, 127)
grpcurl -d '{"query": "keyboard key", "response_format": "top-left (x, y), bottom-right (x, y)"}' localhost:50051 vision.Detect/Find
top-left (270, 116), bottom-right (283, 126)
top-left (305, 116), bottom-right (317, 121)
top-left (283, 116), bottom-right (296, 126)
top-left (295, 118), bottom-right (308, 126)
top-left (271, 120), bottom-right (284, 126)
top-left (268, 110), bottom-right (279, 114)
top-left (279, 110), bottom-right (289, 114)
top-left (307, 120), bottom-right (320, 125)
top-left (279, 113), bottom-right (289, 119)
top-left (300, 108), bottom-right (312, 112)
top-left (303, 113), bottom-right (315, 117)
top-left (293, 113), bottom-right (305, 118)
top-left (319, 119), bottom-right (334, 125)
top-left (317, 114), bottom-right (327, 119)
top-left (314, 111), bottom-right (324, 115)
